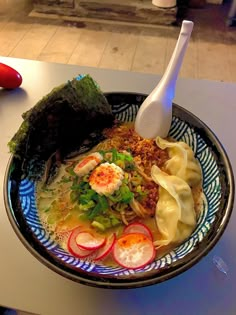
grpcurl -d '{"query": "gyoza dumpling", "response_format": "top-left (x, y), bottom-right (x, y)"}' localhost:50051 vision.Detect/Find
top-left (156, 137), bottom-right (202, 187)
top-left (151, 165), bottom-right (196, 247)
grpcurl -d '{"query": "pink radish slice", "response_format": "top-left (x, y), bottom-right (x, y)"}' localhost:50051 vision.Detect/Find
top-left (68, 228), bottom-right (95, 258)
top-left (94, 233), bottom-right (116, 261)
top-left (124, 222), bottom-right (153, 241)
top-left (76, 231), bottom-right (106, 250)
top-left (113, 233), bottom-right (156, 269)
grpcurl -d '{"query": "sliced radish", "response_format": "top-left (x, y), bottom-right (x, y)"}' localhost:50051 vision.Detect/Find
top-left (94, 233), bottom-right (116, 261)
top-left (76, 231), bottom-right (106, 250)
top-left (68, 228), bottom-right (94, 258)
top-left (124, 222), bottom-right (153, 241)
top-left (113, 233), bottom-right (156, 269)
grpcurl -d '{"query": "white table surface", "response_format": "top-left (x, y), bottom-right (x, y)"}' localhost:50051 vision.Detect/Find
top-left (0, 56), bottom-right (235, 315)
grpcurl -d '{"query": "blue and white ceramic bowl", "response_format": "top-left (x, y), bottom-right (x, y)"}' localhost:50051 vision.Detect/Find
top-left (4, 92), bottom-right (234, 289)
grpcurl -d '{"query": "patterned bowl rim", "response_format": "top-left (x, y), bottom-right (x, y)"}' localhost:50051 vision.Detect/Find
top-left (3, 93), bottom-right (235, 289)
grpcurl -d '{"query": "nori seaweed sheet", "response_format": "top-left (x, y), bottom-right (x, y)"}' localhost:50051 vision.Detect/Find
top-left (8, 75), bottom-right (114, 173)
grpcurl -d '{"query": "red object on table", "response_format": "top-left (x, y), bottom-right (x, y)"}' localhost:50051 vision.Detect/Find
top-left (0, 62), bottom-right (22, 89)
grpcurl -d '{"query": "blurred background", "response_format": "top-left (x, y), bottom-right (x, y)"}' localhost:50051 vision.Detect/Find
top-left (0, 0), bottom-right (235, 83)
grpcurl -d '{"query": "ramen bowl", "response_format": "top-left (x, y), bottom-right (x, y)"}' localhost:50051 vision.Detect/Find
top-left (4, 92), bottom-right (234, 289)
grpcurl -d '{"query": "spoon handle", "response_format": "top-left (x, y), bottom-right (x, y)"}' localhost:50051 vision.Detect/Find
top-left (153, 20), bottom-right (194, 102)
top-left (134, 20), bottom-right (194, 139)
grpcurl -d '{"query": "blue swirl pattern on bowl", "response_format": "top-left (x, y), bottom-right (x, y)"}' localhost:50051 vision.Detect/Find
top-left (14, 102), bottom-right (221, 276)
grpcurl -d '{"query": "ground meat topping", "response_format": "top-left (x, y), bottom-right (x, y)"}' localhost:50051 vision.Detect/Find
top-left (104, 123), bottom-right (169, 176)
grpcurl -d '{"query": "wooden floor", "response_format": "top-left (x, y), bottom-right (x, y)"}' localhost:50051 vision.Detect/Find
top-left (0, 0), bottom-right (236, 82)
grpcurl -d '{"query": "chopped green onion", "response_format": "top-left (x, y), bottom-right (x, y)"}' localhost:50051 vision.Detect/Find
top-left (117, 152), bottom-right (133, 162)
top-left (98, 150), bottom-right (106, 157)
top-left (87, 203), bottom-right (102, 219)
top-left (131, 174), bottom-right (143, 186)
top-left (125, 163), bottom-right (135, 171)
top-left (82, 174), bottom-right (90, 182)
top-left (66, 167), bottom-right (76, 177)
top-left (110, 215), bottom-right (121, 227)
top-left (70, 191), bottom-right (79, 203)
top-left (98, 195), bottom-right (109, 212)
top-left (91, 221), bottom-right (105, 231)
top-left (107, 190), bottom-right (122, 203)
top-left (79, 189), bottom-right (97, 204)
top-left (70, 184), bottom-right (82, 191)
top-left (79, 201), bottom-right (95, 211)
top-left (120, 185), bottom-right (134, 203)
top-left (60, 177), bottom-right (71, 183)
top-left (115, 159), bottom-right (125, 169)
top-left (111, 148), bottom-right (118, 162)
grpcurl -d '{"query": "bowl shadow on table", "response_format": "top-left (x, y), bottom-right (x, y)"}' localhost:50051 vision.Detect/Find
top-left (0, 307), bottom-right (37, 315)
top-left (98, 236), bottom-right (232, 315)
top-left (0, 238), bottom-right (232, 315)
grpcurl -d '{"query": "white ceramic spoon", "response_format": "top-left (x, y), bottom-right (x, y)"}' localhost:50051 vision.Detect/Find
top-left (135, 20), bottom-right (194, 139)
